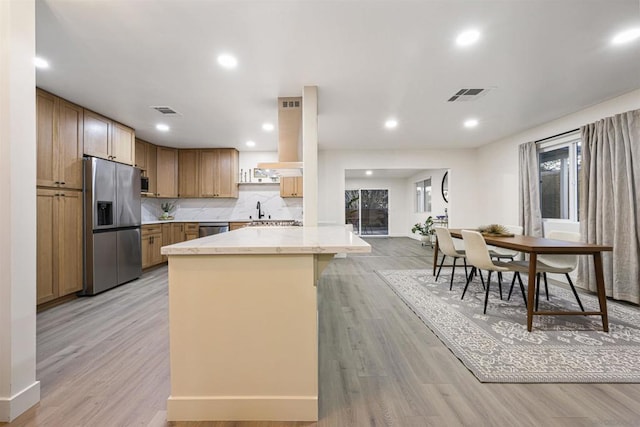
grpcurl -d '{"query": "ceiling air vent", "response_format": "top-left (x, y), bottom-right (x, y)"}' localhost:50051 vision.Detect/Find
top-left (150, 106), bottom-right (181, 115)
top-left (447, 88), bottom-right (493, 102)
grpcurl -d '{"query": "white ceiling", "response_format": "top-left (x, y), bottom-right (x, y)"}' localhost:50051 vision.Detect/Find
top-left (36, 1), bottom-right (640, 152)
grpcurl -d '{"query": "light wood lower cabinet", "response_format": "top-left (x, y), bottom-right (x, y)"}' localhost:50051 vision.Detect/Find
top-left (37, 188), bottom-right (83, 305)
top-left (142, 225), bottom-right (163, 269)
top-left (229, 222), bottom-right (249, 231)
top-left (162, 223), bottom-right (172, 262)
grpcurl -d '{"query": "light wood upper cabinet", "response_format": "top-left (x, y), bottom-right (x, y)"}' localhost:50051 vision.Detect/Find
top-left (135, 139), bottom-right (147, 170)
top-left (111, 122), bottom-right (135, 165)
top-left (36, 89), bottom-right (84, 189)
top-left (178, 150), bottom-right (200, 198)
top-left (37, 188), bottom-right (83, 305)
top-left (156, 146), bottom-right (178, 198)
top-left (146, 143), bottom-right (158, 196)
top-left (199, 148), bottom-right (238, 198)
top-left (280, 176), bottom-right (303, 198)
top-left (83, 110), bottom-right (111, 160)
top-left (83, 109), bottom-right (135, 165)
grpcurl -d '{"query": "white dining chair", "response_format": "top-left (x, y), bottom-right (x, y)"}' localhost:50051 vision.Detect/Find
top-left (488, 225), bottom-right (524, 261)
top-left (536, 230), bottom-right (585, 311)
top-left (507, 230), bottom-right (585, 312)
top-left (461, 230), bottom-right (528, 314)
top-left (434, 227), bottom-right (468, 290)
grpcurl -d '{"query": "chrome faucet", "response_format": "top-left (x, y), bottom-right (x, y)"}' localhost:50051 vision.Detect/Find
top-left (256, 201), bottom-right (265, 219)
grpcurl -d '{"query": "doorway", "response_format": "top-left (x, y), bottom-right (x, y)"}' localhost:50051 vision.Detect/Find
top-left (345, 189), bottom-right (389, 235)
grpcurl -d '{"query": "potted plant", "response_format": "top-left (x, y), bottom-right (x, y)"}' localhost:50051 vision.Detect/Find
top-left (160, 201), bottom-right (175, 220)
top-left (412, 216), bottom-right (434, 243)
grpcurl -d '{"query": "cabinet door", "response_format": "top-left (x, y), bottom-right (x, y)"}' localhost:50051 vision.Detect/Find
top-left (216, 149), bottom-right (238, 198)
top-left (295, 176), bottom-right (303, 197)
top-left (58, 100), bottom-right (84, 189)
top-left (141, 235), bottom-right (152, 269)
top-left (83, 110), bottom-right (111, 160)
top-left (37, 189), bottom-right (58, 304)
top-left (149, 234), bottom-right (163, 265)
top-left (58, 190), bottom-right (83, 296)
top-left (156, 147), bottom-right (178, 197)
top-left (178, 150), bottom-right (199, 197)
top-left (280, 177), bottom-right (296, 197)
top-left (36, 90), bottom-right (58, 188)
top-left (162, 223), bottom-right (171, 262)
top-left (111, 122), bottom-right (135, 165)
top-left (199, 149), bottom-right (218, 197)
top-left (135, 139), bottom-right (147, 169)
top-left (146, 143), bottom-right (157, 196)
top-left (171, 223), bottom-right (185, 244)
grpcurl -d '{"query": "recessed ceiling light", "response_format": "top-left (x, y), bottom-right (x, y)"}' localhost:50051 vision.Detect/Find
top-left (245, 140), bottom-right (256, 147)
top-left (612, 28), bottom-right (640, 45)
top-left (464, 118), bottom-right (479, 128)
top-left (456, 30), bottom-right (481, 47)
top-left (365, 170), bottom-right (373, 176)
top-left (156, 124), bottom-right (170, 132)
top-left (33, 57), bottom-right (49, 69)
top-left (384, 119), bottom-right (398, 129)
top-left (217, 54), bottom-right (238, 69)
top-left (262, 123), bottom-right (274, 132)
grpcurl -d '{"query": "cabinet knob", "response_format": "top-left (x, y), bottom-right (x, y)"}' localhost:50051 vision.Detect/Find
top-left (60, 181), bottom-right (66, 185)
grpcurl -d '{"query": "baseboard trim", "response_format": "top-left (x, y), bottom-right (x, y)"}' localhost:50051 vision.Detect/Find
top-left (166, 395), bottom-right (318, 422)
top-left (0, 381), bottom-right (40, 422)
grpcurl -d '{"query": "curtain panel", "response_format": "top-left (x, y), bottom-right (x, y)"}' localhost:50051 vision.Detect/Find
top-left (518, 141), bottom-right (543, 237)
top-left (579, 109), bottom-right (640, 304)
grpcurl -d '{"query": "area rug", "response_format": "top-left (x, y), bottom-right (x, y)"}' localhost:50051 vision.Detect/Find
top-left (377, 269), bottom-right (640, 383)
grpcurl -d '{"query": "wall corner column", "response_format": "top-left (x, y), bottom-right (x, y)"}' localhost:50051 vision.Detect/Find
top-left (0, 0), bottom-right (40, 421)
top-left (302, 86), bottom-right (318, 226)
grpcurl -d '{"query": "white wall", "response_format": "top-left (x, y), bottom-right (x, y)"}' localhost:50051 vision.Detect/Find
top-left (0, 0), bottom-right (40, 421)
top-left (319, 149), bottom-right (480, 229)
top-left (474, 89), bottom-right (640, 228)
top-left (407, 168), bottom-right (449, 222)
top-left (345, 177), bottom-right (407, 236)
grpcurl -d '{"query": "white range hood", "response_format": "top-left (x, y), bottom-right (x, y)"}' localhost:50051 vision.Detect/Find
top-left (258, 96), bottom-right (303, 176)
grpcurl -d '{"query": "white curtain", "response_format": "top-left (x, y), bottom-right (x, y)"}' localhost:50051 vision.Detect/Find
top-left (519, 141), bottom-right (543, 237)
top-left (578, 109), bottom-right (640, 304)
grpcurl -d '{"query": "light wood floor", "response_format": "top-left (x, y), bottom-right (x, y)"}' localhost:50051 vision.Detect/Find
top-left (6, 237), bottom-right (640, 427)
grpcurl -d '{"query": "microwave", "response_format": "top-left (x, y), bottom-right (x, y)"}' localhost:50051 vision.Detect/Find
top-left (141, 176), bottom-right (149, 193)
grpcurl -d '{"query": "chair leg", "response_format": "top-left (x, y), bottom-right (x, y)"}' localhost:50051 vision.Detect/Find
top-left (450, 257), bottom-right (457, 291)
top-left (497, 271), bottom-right (503, 300)
top-left (543, 272), bottom-right (549, 300)
top-left (566, 273), bottom-right (585, 311)
top-left (535, 273), bottom-right (541, 311)
top-left (508, 273), bottom-right (516, 300)
top-left (461, 268), bottom-right (474, 300)
top-left (517, 272), bottom-right (527, 308)
top-left (436, 254), bottom-right (446, 281)
top-left (484, 271), bottom-right (492, 314)
top-left (463, 258), bottom-right (468, 279)
top-left (479, 270), bottom-right (485, 290)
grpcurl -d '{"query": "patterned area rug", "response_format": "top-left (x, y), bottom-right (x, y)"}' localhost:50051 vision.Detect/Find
top-left (377, 269), bottom-right (640, 383)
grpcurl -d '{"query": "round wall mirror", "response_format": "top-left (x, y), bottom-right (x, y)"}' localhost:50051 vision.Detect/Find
top-left (441, 171), bottom-right (449, 203)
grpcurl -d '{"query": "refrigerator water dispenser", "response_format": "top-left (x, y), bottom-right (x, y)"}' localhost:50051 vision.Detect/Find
top-left (97, 201), bottom-right (113, 226)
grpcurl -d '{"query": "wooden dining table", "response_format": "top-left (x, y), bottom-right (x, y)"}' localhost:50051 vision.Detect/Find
top-left (433, 229), bottom-right (613, 332)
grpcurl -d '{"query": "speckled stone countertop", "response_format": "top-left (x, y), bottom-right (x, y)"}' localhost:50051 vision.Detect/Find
top-left (161, 225), bottom-right (371, 255)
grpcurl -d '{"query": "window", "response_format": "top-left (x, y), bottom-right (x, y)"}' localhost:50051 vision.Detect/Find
top-left (415, 178), bottom-right (431, 213)
top-left (538, 133), bottom-right (581, 221)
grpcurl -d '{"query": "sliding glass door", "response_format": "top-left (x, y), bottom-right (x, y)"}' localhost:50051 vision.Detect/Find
top-left (345, 189), bottom-right (388, 235)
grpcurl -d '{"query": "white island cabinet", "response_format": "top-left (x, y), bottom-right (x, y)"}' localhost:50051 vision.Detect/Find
top-left (161, 226), bottom-right (370, 422)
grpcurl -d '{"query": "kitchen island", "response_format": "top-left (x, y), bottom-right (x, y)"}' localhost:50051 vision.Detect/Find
top-left (161, 226), bottom-right (370, 422)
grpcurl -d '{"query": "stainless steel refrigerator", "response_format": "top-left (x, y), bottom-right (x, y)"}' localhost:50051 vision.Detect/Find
top-left (82, 157), bottom-right (142, 295)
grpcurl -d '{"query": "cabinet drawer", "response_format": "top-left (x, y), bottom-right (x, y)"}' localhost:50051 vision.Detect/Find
top-left (185, 222), bottom-right (199, 232)
top-left (142, 224), bottom-right (162, 236)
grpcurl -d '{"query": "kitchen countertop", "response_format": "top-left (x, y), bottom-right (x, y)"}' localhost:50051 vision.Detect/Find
top-left (161, 225), bottom-right (370, 255)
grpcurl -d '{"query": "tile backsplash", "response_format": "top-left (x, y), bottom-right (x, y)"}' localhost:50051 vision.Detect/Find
top-left (141, 184), bottom-right (302, 222)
